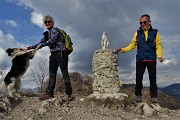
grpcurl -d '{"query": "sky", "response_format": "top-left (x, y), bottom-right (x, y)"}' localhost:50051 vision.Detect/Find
top-left (0, 0), bottom-right (179, 88)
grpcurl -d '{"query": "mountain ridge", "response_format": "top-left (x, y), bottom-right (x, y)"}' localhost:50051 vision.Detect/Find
top-left (159, 83), bottom-right (180, 99)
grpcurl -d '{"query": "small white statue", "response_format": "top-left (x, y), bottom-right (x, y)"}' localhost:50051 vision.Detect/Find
top-left (101, 32), bottom-right (109, 49)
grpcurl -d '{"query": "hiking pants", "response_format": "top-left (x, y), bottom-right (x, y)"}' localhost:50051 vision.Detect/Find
top-left (46, 51), bottom-right (72, 96)
top-left (135, 61), bottom-right (157, 98)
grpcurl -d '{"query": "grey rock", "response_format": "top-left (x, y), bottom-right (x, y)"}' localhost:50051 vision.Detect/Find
top-left (90, 49), bottom-right (127, 100)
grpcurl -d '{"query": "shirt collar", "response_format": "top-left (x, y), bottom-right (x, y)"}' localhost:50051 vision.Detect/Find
top-left (142, 25), bottom-right (151, 31)
top-left (139, 24), bottom-right (152, 31)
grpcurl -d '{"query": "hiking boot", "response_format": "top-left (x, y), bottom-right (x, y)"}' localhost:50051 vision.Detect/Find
top-left (66, 95), bottom-right (75, 101)
top-left (39, 94), bottom-right (54, 101)
top-left (63, 95), bottom-right (75, 101)
top-left (135, 95), bottom-right (142, 103)
top-left (151, 97), bottom-right (158, 103)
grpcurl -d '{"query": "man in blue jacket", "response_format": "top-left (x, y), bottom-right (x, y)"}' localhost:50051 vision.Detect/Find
top-left (117, 14), bottom-right (164, 103)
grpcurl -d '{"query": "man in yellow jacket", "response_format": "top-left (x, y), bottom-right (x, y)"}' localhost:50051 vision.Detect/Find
top-left (117, 14), bottom-right (164, 103)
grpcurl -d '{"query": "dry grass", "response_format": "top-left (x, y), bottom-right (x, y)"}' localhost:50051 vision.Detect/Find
top-left (55, 72), bottom-right (93, 96)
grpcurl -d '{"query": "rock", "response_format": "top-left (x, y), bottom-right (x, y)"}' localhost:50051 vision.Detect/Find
top-left (27, 118), bottom-right (33, 120)
top-left (23, 115), bottom-right (28, 120)
top-left (57, 117), bottom-right (64, 120)
top-left (150, 103), bottom-right (161, 112)
top-left (158, 113), bottom-right (170, 119)
top-left (90, 49), bottom-right (128, 100)
top-left (143, 103), bottom-right (153, 116)
top-left (134, 103), bottom-right (155, 116)
top-left (39, 108), bottom-right (48, 115)
top-left (42, 98), bottom-right (57, 108)
top-left (80, 98), bottom-right (84, 102)
top-left (0, 96), bottom-right (22, 112)
top-left (42, 100), bottom-right (50, 108)
top-left (177, 110), bottom-right (180, 117)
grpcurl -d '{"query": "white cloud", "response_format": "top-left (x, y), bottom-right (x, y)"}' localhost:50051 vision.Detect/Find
top-left (0, 29), bottom-right (28, 49)
top-left (157, 75), bottom-right (180, 87)
top-left (5, 20), bottom-right (18, 27)
top-left (161, 34), bottom-right (180, 52)
top-left (31, 12), bottom-right (44, 28)
top-left (0, 29), bottom-right (16, 48)
top-left (163, 58), bottom-right (177, 66)
top-left (0, 47), bottom-right (9, 64)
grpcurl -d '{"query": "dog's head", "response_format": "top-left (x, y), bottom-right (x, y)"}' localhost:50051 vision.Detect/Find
top-left (6, 48), bottom-right (36, 60)
top-left (6, 48), bottom-right (24, 57)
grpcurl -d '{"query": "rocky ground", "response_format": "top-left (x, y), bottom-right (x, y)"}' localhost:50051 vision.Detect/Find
top-left (0, 92), bottom-right (180, 120)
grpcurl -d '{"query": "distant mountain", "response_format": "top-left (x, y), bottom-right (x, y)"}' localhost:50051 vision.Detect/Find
top-left (21, 87), bottom-right (40, 93)
top-left (159, 83), bottom-right (180, 99)
top-left (121, 84), bottom-right (180, 110)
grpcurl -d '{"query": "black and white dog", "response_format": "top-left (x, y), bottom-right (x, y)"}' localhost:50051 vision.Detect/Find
top-left (1, 48), bottom-right (36, 97)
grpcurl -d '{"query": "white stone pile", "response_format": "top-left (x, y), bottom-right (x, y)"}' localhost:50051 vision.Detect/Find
top-left (89, 49), bottom-right (127, 100)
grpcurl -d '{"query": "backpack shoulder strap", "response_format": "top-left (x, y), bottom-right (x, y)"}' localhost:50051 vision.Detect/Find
top-left (60, 29), bottom-right (67, 35)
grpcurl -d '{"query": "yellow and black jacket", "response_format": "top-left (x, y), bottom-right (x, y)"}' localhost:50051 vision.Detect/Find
top-left (122, 25), bottom-right (163, 61)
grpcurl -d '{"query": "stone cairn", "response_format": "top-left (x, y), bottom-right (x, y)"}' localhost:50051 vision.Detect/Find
top-left (88, 32), bottom-right (128, 100)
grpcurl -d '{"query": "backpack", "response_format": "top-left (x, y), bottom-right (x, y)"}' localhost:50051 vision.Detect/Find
top-left (60, 30), bottom-right (73, 55)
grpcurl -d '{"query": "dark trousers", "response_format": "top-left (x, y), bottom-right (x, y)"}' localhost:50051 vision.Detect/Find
top-left (46, 51), bottom-right (72, 96)
top-left (135, 61), bottom-right (157, 98)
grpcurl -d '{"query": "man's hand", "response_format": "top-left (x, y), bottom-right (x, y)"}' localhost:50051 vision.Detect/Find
top-left (116, 48), bottom-right (122, 53)
top-left (36, 44), bottom-right (41, 50)
top-left (158, 57), bottom-right (164, 63)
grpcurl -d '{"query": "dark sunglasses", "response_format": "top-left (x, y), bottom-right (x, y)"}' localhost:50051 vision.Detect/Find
top-left (44, 21), bottom-right (52, 24)
top-left (140, 21), bottom-right (147, 25)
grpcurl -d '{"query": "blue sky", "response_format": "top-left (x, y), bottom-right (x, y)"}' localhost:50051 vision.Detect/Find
top-left (0, 0), bottom-right (42, 45)
top-left (0, 0), bottom-right (180, 88)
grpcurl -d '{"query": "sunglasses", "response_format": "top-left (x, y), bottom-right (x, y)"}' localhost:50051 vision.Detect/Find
top-left (139, 21), bottom-right (147, 25)
top-left (44, 21), bottom-right (52, 24)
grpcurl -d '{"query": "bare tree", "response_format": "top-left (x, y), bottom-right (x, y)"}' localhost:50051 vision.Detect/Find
top-left (30, 59), bottom-right (48, 93)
